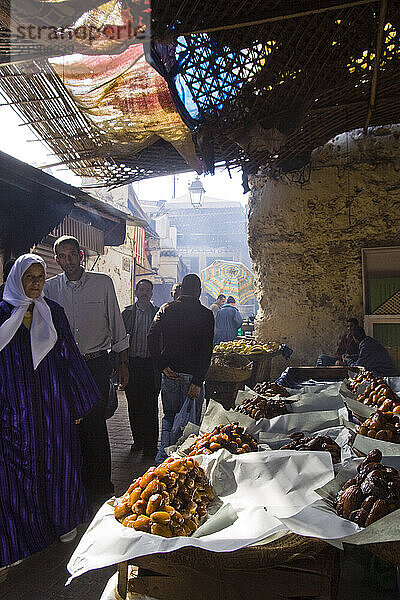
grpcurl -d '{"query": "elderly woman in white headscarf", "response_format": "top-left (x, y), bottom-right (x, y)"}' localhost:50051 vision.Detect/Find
top-left (0, 254), bottom-right (101, 572)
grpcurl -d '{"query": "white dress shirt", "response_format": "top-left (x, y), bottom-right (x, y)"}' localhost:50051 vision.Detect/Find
top-left (44, 271), bottom-right (129, 356)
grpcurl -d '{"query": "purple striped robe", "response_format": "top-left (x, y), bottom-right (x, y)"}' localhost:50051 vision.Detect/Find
top-left (0, 298), bottom-right (101, 566)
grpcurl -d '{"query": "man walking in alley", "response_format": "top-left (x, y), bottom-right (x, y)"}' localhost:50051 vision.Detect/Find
top-left (214, 295), bottom-right (243, 345)
top-left (44, 235), bottom-right (129, 507)
top-left (209, 293), bottom-right (226, 318)
top-left (148, 273), bottom-right (214, 464)
top-left (122, 279), bottom-right (160, 459)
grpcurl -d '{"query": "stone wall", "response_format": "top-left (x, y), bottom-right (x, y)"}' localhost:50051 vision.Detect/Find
top-left (248, 126), bottom-right (400, 372)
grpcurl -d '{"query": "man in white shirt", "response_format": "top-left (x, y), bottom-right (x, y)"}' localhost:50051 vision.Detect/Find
top-left (44, 235), bottom-right (129, 506)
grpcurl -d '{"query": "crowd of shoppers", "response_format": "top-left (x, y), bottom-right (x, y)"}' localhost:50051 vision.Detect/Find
top-left (1, 236), bottom-right (398, 577)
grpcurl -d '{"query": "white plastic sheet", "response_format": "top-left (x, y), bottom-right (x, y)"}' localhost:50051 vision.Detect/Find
top-left (235, 384), bottom-right (344, 414)
top-left (385, 377), bottom-right (400, 392)
top-left (67, 449), bottom-right (334, 581)
top-left (342, 396), bottom-right (375, 419)
top-left (352, 432), bottom-right (400, 456)
top-left (294, 381), bottom-right (342, 396)
top-left (201, 399), bottom-right (345, 441)
top-left (255, 408), bottom-right (345, 437)
top-left (289, 388), bottom-right (345, 413)
top-left (339, 380), bottom-right (355, 400)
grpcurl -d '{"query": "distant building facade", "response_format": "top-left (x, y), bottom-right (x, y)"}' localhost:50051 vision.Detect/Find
top-left (79, 181), bottom-right (154, 309)
top-left (141, 195), bottom-right (253, 309)
top-left (166, 196), bottom-right (251, 273)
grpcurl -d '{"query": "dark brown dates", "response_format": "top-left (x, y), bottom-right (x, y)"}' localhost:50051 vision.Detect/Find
top-left (335, 449), bottom-right (400, 527)
top-left (280, 432), bottom-right (341, 464)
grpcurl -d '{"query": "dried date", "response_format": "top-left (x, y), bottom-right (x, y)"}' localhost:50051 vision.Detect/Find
top-left (336, 449), bottom-right (400, 528)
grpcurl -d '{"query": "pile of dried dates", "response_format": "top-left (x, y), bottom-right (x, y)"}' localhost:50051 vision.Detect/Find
top-left (187, 423), bottom-right (258, 456)
top-left (280, 432), bottom-right (341, 464)
top-left (335, 449), bottom-right (400, 526)
top-left (235, 395), bottom-right (289, 420)
top-left (114, 457), bottom-right (214, 537)
top-left (253, 381), bottom-right (290, 397)
top-left (358, 411), bottom-right (400, 442)
top-left (348, 370), bottom-right (375, 393)
top-left (357, 380), bottom-right (400, 413)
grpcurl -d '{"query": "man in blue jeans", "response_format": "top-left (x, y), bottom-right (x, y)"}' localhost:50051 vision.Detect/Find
top-left (148, 274), bottom-right (214, 465)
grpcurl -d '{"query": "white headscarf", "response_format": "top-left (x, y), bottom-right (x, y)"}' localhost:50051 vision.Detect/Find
top-left (0, 254), bottom-right (58, 369)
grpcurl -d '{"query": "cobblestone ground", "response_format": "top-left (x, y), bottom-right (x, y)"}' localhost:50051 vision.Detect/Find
top-left (1, 395), bottom-right (399, 600)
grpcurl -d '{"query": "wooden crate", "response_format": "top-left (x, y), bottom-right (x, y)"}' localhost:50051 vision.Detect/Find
top-left (116, 534), bottom-right (340, 600)
top-left (205, 380), bottom-right (242, 410)
top-left (244, 352), bottom-right (278, 388)
top-left (366, 541), bottom-right (400, 567)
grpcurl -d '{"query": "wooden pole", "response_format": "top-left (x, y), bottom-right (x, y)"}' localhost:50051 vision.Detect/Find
top-left (364, 0), bottom-right (387, 133)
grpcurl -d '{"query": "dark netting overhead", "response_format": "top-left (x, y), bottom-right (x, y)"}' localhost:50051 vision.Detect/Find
top-left (154, 2), bottom-right (400, 173)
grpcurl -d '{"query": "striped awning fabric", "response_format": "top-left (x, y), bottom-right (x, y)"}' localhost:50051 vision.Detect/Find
top-left (132, 226), bottom-right (145, 266)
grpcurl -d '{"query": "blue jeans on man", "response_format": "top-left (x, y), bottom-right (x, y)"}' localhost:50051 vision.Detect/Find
top-left (155, 372), bottom-right (204, 465)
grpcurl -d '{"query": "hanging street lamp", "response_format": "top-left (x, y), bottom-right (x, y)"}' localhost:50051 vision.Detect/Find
top-left (188, 176), bottom-right (205, 208)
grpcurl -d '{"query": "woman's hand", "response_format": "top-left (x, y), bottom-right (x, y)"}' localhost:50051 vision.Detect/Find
top-left (75, 418), bottom-right (83, 425)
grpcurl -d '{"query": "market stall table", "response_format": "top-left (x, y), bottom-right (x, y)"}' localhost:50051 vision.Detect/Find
top-left (115, 533), bottom-right (340, 600)
top-left (74, 374), bottom-right (400, 600)
top-left (283, 366), bottom-right (354, 385)
top-left (205, 349), bottom-right (280, 410)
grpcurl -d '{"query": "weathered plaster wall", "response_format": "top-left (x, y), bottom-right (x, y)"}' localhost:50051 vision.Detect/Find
top-left (248, 126), bottom-right (400, 372)
top-left (86, 243), bottom-right (133, 310)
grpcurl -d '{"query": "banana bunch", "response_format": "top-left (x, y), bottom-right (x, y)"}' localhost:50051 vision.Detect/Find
top-left (214, 339), bottom-right (279, 355)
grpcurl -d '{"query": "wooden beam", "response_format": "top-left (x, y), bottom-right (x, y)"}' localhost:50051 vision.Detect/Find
top-left (0, 95), bottom-right (60, 106)
top-left (182, 0), bottom-right (378, 37)
top-left (364, 0), bottom-right (387, 133)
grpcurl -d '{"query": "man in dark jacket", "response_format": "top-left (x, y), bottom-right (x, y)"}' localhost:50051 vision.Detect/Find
top-left (122, 279), bottom-right (160, 458)
top-left (344, 326), bottom-right (397, 376)
top-left (148, 274), bottom-right (214, 464)
top-left (317, 317), bottom-right (359, 366)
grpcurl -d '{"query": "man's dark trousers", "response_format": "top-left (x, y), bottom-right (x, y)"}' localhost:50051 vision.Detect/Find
top-left (78, 353), bottom-right (114, 503)
top-left (125, 357), bottom-right (160, 455)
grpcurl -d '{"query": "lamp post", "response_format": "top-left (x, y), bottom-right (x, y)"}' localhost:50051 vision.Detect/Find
top-left (188, 176), bottom-right (205, 208)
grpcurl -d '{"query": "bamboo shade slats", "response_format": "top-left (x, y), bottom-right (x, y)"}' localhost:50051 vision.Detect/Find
top-left (0, 0), bottom-right (398, 184)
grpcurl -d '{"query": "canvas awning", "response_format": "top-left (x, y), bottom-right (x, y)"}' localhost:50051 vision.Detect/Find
top-left (0, 149), bottom-right (145, 255)
top-left (0, 1), bottom-right (398, 185)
